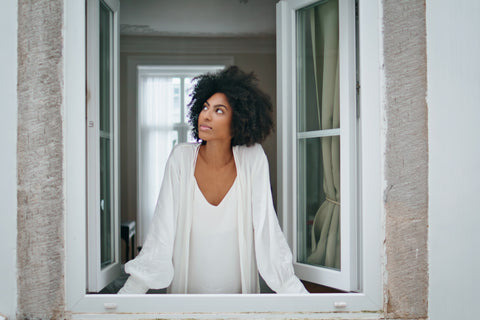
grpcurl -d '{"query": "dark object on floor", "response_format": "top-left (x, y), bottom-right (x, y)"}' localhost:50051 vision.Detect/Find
top-left (121, 221), bottom-right (136, 261)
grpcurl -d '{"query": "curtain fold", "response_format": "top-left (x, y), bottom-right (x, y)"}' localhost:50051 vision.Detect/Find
top-left (306, 0), bottom-right (341, 269)
top-left (138, 76), bottom-right (177, 245)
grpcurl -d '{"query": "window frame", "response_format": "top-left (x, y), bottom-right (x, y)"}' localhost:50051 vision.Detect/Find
top-left (66, 0), bottom-right (382, 316)
top-left (276, 0), bottom-right (358, 291)
top-left (85, 0), bottom-right (122, 292)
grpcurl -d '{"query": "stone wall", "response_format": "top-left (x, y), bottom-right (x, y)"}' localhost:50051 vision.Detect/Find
top-left (382, 1), bottom-right (429, 319)
top-left (17, 1), bottom-right (65, 319)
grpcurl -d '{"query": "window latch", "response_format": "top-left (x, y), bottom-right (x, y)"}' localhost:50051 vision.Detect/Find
top-left (104, 302), bottom-right (117, 310)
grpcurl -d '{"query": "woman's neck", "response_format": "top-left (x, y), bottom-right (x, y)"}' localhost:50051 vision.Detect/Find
top-left (199, 140), bottom-right (233, 168)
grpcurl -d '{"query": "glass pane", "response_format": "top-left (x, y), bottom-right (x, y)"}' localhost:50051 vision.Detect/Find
top-left (100, 136), bottom-right (113, 267)
top-left (297, 136), bottom-right (340, 270)
top-left (138, 76), bottom-right (181, 127)
top-left (171, 77), bottom-right (181, 124)
top-left (99, 1), bottom-right (114, 268)
top-left (99, 1), bottom-right (111, 133)
top-left (297, 0), bottom-right (339, 133)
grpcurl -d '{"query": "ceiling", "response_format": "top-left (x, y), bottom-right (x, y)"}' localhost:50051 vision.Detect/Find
top-left (119, 0), bottom-right (278, 37)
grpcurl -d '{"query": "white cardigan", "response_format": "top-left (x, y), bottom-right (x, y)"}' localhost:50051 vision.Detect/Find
top-left (119, 143), bottom-right (307, 294)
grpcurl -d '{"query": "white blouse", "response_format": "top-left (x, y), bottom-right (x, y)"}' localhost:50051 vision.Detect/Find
top-left (119, 143), bottom-right (307, 294)
top-left (188, 178), bottom-right (241, 294)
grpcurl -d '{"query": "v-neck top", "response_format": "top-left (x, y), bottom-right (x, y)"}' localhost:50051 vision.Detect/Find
top-left (187, 178), bottom-right (241, 293)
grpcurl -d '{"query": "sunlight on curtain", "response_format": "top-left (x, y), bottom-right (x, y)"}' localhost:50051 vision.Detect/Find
top-left (137, 76), bottom-right (180, 245)
top-left (297, 0), bottom-right (340, 270)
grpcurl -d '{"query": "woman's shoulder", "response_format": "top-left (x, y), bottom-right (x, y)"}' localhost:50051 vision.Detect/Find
top-left (234, 143), bottom-right (267, 167)
top-left (167, 142), bottom-right (200, 165)
top-left (170, 142), bottom-right (199, 156)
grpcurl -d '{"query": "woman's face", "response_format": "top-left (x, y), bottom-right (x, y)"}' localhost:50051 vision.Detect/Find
top-left (198, 92), bottom-right (233, 143)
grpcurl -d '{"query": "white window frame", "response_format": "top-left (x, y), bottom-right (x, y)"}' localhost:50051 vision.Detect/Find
top-left (277, 0), bottom-right (358, 292)
top-left (66, 0), bottom-right (382, 317)
top-left (86, 0), bottom-right (121, 292)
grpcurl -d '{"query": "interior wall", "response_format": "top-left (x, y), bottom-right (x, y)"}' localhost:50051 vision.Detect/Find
top-left (119, 36), bottom-right (277, 257)
top-left (427, 1), bottom-right (480, 319)
top-left (119, 0), bottom-right (276, 37)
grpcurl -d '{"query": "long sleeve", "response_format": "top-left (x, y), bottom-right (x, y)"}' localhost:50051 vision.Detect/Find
top-left (250, 145), bottom-right (308, 294)
top-left (118, 146), bottom-right (181, 294)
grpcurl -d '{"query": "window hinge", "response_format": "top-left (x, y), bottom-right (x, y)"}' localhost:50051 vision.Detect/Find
top-left (356, 81), bottom-right (361, 118)
top-left (88, 120), bottom-right (94, 128)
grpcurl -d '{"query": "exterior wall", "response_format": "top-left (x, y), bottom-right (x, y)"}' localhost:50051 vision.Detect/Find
top-left (382, 1), bottom-right (429, 319)
top-left (6, 0), bottom-right (478, 319)
top-left (16, 1), bottom-right (65, 319)
top-left (0, 1), bottom-right (18, 319)
top-left (427, 1), bottom-right (480, 319)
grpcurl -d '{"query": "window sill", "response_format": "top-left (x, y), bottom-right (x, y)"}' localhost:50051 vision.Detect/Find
top-left (69, 292), bottom-right (382, 317)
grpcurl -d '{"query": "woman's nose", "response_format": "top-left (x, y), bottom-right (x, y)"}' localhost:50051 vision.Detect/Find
top-left (203, 108), bottom-right (212, 120)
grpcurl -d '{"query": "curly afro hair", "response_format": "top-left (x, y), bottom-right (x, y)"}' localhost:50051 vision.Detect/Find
top-left (187, 66), bottom-right (274, 146)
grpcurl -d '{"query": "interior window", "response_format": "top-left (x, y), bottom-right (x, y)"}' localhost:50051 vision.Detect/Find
top-left (136, 66), bottom-right (223, 247)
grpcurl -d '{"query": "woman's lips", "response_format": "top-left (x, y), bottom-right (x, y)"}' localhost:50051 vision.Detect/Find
top-left (199, 124), bottom-right (212, 131)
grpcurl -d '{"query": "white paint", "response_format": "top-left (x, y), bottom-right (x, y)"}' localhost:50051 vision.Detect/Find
top-left (65, 0), bottom-right (88, 310)
top-left (0, 0), bottom-right (17, 319)
top-left (120, 0), bottom-right (277, 36)
top-left (73, 312), bottom-right (383, 320)
top-left (427, 1), bottom-right (480, 319)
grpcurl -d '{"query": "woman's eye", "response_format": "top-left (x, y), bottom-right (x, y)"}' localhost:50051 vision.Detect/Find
top-left (216, 108), bottom-right (224, 114)
top-left (202, 105), bottom-right (208, 111)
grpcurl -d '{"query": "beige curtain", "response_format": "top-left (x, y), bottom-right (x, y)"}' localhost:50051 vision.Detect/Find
top-left (306, 0), bottom-right (341, 269)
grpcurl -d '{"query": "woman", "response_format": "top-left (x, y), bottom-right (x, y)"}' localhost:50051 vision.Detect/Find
top-left (119, 66), bottom-right (307, 294)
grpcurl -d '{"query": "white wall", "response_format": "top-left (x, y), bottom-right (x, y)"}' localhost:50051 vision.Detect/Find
top-left (0, 0), bottom-right (17, 319)
top-left (427, 1), bottom-right (480, 319)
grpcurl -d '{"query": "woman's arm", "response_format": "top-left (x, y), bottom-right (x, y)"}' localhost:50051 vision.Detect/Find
top-left (118, 147), bottom-right (181, 294)
top-left (250, 145), bottom-right (308, 294)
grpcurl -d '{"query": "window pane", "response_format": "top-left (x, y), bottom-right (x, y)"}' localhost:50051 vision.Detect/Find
top-left (297, 0), bottom-right (339, 133)
top-left (137, 75), bottom-right (182, 245)
top-left (171, 77), bottom-right (181, 124)
top-left (297, 135), bottom-right (340, 270)
top-left (99, 1), bottom-right (111, 133)
top-left (100, 136), bottom-right (113, 267)
top-left (99, 1), bottom-right (114, 268)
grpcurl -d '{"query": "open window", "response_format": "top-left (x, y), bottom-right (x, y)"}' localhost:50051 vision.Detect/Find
top-left (86, 0), bottom-right (121, 292)
top-left (277, 0), bottom-right (358, 292)
top-left (67, 0), bottom-right (382, 315)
